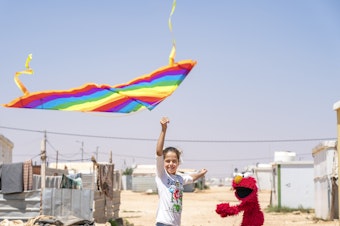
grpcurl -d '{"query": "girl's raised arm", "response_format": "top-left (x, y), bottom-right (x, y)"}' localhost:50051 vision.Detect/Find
top-left (156, 117), bottom-right (169, 156)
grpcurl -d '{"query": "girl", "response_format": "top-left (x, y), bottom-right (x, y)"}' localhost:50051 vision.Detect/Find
top-left (155, 117), bottom-right (208, 226)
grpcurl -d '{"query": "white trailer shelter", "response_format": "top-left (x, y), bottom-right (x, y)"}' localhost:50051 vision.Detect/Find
top-left (254, 163), bottom-right (272, 191)
top-left (132, 165), bottom-right (157, 192)
top-left (271, 161), bottom-right (314, 209)
top-left (312, 140), bottom-right (338, 220)
top-left (333, 100), bottom-right (340, 219)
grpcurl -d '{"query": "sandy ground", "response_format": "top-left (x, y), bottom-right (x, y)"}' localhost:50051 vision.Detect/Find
top-left (118, 186), bottom-right (339, 226)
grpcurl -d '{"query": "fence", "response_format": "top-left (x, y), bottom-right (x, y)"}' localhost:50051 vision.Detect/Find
top-left (0, 162), bottom-right (122, 223)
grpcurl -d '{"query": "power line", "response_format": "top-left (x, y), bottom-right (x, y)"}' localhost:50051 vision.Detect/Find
top-left (1, 125), bottom-right (325, 164)
top-left (46, 140), bottom-right (58, 153)
top-left (48, 156), bottom-right (91, 162)
top-left (0, 125), bottom-right (335, 143)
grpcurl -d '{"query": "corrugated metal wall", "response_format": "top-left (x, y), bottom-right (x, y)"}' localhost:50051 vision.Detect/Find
top-left (0, 168), bottom-right (122, 222)
top-left (0, 190), bottom-right (40, 220)
top-left (93, 190), bottom-right (121, 223)
top-left (42, 188), bottom-right (94, 220)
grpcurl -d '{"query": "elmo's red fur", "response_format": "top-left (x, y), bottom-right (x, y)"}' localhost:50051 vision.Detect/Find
top-left (216, 175), bottom-right (264, 226)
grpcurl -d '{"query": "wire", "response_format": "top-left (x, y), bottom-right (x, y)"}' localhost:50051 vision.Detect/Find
top-left (46, 139), bottom-right (58, 153)
top-left (48, 156), bottom-right (91, 162)
top-left (0, 125), bottom-right (335, 143)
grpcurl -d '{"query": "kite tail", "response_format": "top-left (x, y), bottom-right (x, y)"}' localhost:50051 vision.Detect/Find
top-left (168, 0), bottom-right (176, 66)
top-left (14, 54), bottom-right (34, 95)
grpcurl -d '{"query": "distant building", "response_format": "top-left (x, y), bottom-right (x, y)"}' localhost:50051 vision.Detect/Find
top-left (0, 134), bottom-right (13, 163)
top-left (49, 162), bottom-right (96, 174)
top-left (253, 163), bottom-right (272, 191)
top-left (130, 164), bottom-right (203, 193)
top-left (131, 164), bottom-right (157, 192)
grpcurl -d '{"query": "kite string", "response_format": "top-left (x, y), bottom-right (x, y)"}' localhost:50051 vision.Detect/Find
top-left (14, 54), bottom-right (33, 95)
top-left (168, 0), bottom-right (176, 65)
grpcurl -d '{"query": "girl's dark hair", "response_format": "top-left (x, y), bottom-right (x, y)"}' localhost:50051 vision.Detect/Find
top-left (163, 146), bottom-right (182, 162)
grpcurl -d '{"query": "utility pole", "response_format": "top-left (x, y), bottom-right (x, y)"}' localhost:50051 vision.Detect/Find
top-left (40, 131), bottom-right (47, 215)
top-left (96, 146), bottom-right (99, 160)
top-left (81, 141), bottom-right (84, 162)
top-left (56, 150), bottom-right (59, 169)
top-left (76, 140), bottom-right (84, 162)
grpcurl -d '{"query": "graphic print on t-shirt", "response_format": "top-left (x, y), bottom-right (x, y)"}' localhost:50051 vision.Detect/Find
top-left (168, 178), bottom-right (183, 213)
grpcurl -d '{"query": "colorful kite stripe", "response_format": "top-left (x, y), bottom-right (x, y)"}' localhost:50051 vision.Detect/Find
top-left (4, 60), bottom-right (196, 113)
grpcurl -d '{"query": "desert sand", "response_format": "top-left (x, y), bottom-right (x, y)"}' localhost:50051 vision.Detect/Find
top-left (119, 186), bottom-right (339, 226)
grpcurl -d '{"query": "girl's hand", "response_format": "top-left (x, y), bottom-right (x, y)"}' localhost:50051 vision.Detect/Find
top-left (160, 117), bottom-right (170, 130)
top-left (200, 168), bottom-right (208, 175)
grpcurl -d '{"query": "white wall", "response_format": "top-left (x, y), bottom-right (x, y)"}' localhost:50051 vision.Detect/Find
top-left (271, 162), bottom-right (314, 209)
top-left (313, 141), bottom-right (338, 220)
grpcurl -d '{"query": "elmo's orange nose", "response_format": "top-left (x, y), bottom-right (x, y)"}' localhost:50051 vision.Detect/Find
top-left (234, 175), bottom-right (243, 184)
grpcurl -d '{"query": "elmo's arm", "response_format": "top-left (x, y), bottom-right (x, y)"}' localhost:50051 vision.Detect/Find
top-left (215, 203), bottom-right (240, 218)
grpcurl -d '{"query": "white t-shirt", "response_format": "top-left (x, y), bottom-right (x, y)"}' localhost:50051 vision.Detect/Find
top-left (155, 155), bottom-right (193, 226)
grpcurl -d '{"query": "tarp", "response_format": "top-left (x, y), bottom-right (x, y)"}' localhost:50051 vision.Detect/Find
top-left (1, 163), bottom-right (23, 194)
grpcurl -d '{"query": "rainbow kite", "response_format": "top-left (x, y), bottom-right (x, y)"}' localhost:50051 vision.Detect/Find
top-left (3, 0), bottom-right (197, 113)
top-left (3, 58), bottom-right (196, 113)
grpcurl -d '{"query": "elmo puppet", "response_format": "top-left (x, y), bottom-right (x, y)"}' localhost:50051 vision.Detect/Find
top-left (216, 174), bottom-right (264, 226)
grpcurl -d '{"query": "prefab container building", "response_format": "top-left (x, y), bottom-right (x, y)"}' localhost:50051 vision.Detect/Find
top-left (271, 161), bottom-right (314, 209)
top-left (132, 165), bottom-right (157, 193)
top-left (312, 140), bottom-right (339, 220)
top-left (131, 165), bottom-right (202, 193)
top-left (253, 163), bottom-right (272, 191)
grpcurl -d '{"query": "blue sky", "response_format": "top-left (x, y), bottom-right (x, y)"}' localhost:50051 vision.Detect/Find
top-left (0, 1), bottom-right (339, 178)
